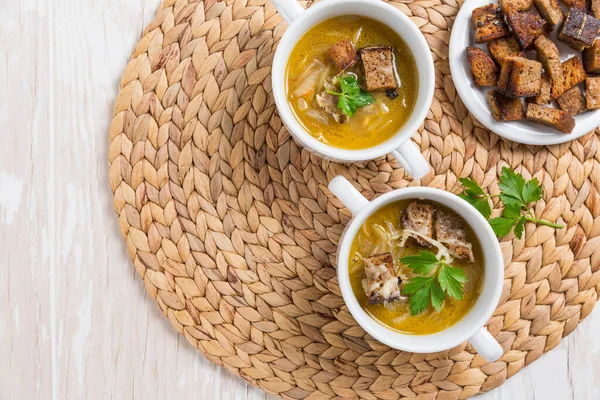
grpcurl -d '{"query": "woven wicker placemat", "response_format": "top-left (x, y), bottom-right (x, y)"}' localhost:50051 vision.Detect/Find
top-left (108, 0), bottom-right (600, 398)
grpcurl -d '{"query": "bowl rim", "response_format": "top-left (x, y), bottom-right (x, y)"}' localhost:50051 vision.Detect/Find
top-left (336, 187), bottom-right (504, 353)
top-left (271, 0), bottom-right (435, 161)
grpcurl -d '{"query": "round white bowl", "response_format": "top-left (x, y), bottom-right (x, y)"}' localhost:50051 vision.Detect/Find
top-left (449, 0), bottom-right (600, 145)
top-left (271, 0), bottom-right (435, 179)
top-left (329, 175), bottom-right (505, 361)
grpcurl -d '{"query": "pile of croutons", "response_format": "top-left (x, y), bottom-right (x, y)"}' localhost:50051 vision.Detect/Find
top-left (467, 0), bottom-right (600, 133)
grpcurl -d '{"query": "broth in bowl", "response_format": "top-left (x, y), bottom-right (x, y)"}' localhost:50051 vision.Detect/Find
top-left (285, 16), bottom-right (418, 150)
top-left (349, 200), bottom-right (484, 335)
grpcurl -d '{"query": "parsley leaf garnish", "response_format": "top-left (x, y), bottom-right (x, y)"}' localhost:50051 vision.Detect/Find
top-left (398, 250), bottom-right (439, 275)
top-left (437, 265), bottom-right (468, 301)
top-left (489, 204), bottom-right (526, 238)
top-left (460, 177), bottom-right (487, 197)
top-left (327, 75), bottom-right (375, 118)
top-left (402, 276), bottom-right (442, 315)
top-left (459, 168), bottom-right (563, 240)
top-left (498, 167), bottom-right (542, 208)
top-left (429, 281), bottom-right (446, 312)
top-left (400, 251), bottom-right (468, 315)
top-left (459, 177), bottom-right (492, 219)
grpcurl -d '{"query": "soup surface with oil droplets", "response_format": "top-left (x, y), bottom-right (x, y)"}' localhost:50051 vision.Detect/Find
top-left (349, 201), bottom-right (484, 335)
top-left (286, 16), bottom-right (418, 150)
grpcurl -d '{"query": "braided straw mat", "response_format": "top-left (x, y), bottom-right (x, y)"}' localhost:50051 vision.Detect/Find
top-left (108, 0), bottom-right (600, 398)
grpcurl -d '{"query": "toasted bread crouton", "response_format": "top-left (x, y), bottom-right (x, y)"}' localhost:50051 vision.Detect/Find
top-left (472, 4), bottom-right (511, 43)
top-left (563, 0), bottom-right (589, 10)
top-left (557, 86), bottom-right (587, 115)
top-left (328, 38), bottom-right (357, 71)
top-left (467, 47), bottom-right (498, 86)
top-left (587, 77), bottom-right (600, 109)
top-left (363, 253), bottom-right (400, 304)
top-left (534, 35), bottom-right (565, 99)
top-left (559, 9), bottom-right (600, 51)
top-left (592, 0), bottom-right (600, 18)
top-left (526, 103), bottom-right (576, 133)
top-left (488, 90), bottom-right (526, 120)
top-left (498, 56), bottom-right (543, 97)
top-left (488, 36), bottom-right (526, 63)
top-left (434, 210), bottom-right (474, 262)
top-left (584, 39), bottom-right (600, 73)
top-left (562, 56), bottom-right (587, 93)
top-left (401, 202), bottom-right (434, 248)
top-left (500, 0), bottom-right (534, 11)
top-left (528, 75), bottom-right (552, 104)
top-left (359, 46), bottom-right (396, 91)
top-left (533, 0), bottom-right (564, 25)
top-left (505, 9), bottom-right (547, 48)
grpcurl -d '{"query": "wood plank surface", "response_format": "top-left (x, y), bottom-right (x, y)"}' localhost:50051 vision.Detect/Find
top-left (0, 0), bottom-right (599, 399)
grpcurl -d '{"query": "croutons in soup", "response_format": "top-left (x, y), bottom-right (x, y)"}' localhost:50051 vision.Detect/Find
top-left (286, 16), bottom-right (418, 150)
top-left (349, 200), bottom-right (484, 335)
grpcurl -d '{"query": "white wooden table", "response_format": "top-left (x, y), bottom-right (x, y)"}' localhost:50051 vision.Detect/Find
top-left (1, 0), bottom-right (599, 399)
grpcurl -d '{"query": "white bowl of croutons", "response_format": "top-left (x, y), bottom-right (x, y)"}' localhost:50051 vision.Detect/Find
top-left (449, 0), bottom-right (600, 145)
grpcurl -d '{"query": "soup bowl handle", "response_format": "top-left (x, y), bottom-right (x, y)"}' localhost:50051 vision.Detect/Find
top-left (469, 327), bottom-right (503, 362)
top-left (270, 0), bottom-right (305, 24)
top-left (328, 176), bottom-right (370, 216)
top-left (391, 141), bottom-right (429, 180)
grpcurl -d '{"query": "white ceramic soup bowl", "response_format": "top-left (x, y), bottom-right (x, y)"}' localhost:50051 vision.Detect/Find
top-left (271, 0), bottom-right (435, 180)
top-left (329, 175), bottom-right (505, 361)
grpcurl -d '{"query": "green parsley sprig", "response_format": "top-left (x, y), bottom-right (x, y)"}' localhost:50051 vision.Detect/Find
top-left (459, 177), bottom-right (492, 219)
top-left (400, 251), bottom-right (468, 315)
top-left (327, 75), bottom-right (375, 118)
top-left (459, 167), bottom-right (563, 239)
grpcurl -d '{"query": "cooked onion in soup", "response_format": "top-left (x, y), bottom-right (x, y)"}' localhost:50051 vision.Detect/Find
top-left (349, 200), bottom-right (484, 335)
top-left (286, 16), bottom-right (418, 150)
